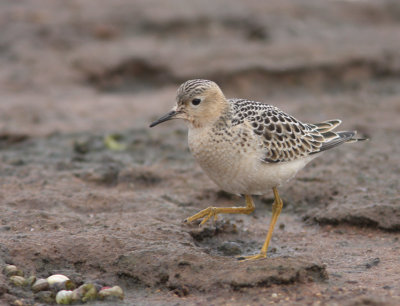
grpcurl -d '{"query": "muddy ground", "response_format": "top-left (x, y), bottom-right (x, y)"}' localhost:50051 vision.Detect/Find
top-left (0, 0), bottom-right (400, 305)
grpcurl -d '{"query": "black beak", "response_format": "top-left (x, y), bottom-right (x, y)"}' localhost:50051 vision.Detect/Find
top-left (149, 110), bottom-right (178, 128)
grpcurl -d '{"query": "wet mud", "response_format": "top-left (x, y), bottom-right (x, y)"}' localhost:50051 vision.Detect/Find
top-left (0, 0), bottom-right (400, 305)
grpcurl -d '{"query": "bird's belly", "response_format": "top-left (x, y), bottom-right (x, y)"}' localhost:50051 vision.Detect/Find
top-left (189, 136), bottom-right (316, 195)
top-left (210, 158), bottom-right (311, 195)
top-left (237, 157), bottom-right (313, 195)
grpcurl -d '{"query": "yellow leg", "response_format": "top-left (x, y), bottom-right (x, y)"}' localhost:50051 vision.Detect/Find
top-left (185, 195), bottom-right (255, 226)
top-left (240, 187), bottom-right (283, 261)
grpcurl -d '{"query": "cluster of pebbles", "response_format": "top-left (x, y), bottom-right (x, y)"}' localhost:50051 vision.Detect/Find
top-left (4, 264), bottom-right (124, 304)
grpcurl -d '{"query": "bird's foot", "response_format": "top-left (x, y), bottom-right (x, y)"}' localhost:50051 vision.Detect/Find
top-left (237, 252), bottom-right (267, 261)
top-left (184, 207), bottom-right (219, 226)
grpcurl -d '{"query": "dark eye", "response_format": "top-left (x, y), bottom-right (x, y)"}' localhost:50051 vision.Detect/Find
top-left (191, 98), bottom-right (201, 106)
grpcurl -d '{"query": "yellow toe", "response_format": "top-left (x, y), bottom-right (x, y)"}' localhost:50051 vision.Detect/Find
top-left (237, 253), bottom-right (267, 261)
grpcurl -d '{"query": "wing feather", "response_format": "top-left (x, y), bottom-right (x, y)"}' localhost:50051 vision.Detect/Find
top-left (229, 99), bottom-right (363, 163)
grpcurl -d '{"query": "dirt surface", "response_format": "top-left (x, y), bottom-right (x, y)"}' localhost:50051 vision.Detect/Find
top-left (1, 0), bottom-right (400, 305)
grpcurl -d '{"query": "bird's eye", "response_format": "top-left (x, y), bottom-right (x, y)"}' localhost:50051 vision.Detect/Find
top-left (191, 98), bottom-right (201, 106)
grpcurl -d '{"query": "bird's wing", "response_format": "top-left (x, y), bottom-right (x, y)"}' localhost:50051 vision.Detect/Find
top-left (229, 99), bottom-right (352, 163)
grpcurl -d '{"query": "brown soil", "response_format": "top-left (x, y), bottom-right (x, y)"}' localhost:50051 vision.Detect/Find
top-left (0, 0), bottom-right (400, 305)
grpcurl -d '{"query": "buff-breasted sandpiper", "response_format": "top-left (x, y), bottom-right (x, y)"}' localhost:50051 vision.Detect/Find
top-left (149, 79), bottom-right (366, 261)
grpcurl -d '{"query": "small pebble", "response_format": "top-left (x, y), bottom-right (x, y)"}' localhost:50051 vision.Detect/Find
top-left (32, 278), bottom-right (50, 293)
top-left (71, 283), bottom-right (97, 303)
top-left (98, 286), bottom-right (124, 300)
top-left (56, 290), bottom-right (73, 304)
top-left (25, 275), bottom-right (37, 287)
top-left (9, 276), bottom-right (26, 286)
top-left (47, 274), bottom-right (70, 285)
top-left (12, 299), bottom-right (25, 306)
top-left (4, 265), bottom-right (23, 277)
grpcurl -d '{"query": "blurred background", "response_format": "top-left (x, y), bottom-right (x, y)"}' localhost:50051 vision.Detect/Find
top-left (0, 1), bottom-right (400, 305)
top-left (1, 0), bottom-right (399, 135)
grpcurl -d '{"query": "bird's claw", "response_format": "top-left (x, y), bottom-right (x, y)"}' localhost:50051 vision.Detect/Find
top-left (185, 207), bottom-right (218, 226)
top-left (237, 253), bottom-right (267, 261)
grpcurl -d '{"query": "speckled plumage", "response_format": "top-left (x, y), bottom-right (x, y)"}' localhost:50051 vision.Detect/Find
top-left (229, 99), bottom-right (353, 162)
top-left (150, 79), bottom-right (366, 260)
top-left (185, 94), bottom-right (359, 195)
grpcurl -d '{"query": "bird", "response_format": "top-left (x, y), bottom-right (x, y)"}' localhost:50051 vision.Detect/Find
top-left (149, 79), bottom-right (366, 261)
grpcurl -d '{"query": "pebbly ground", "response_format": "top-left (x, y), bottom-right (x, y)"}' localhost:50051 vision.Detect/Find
top-left (0, 0), bottom-right (400, 305)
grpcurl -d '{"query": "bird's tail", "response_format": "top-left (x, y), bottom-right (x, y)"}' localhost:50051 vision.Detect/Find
top-left (312, 119), bottom-right (368, 152)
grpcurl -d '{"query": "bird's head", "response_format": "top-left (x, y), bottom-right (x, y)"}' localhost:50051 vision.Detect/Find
top-left (149, 79), bottom-right (227, 129)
